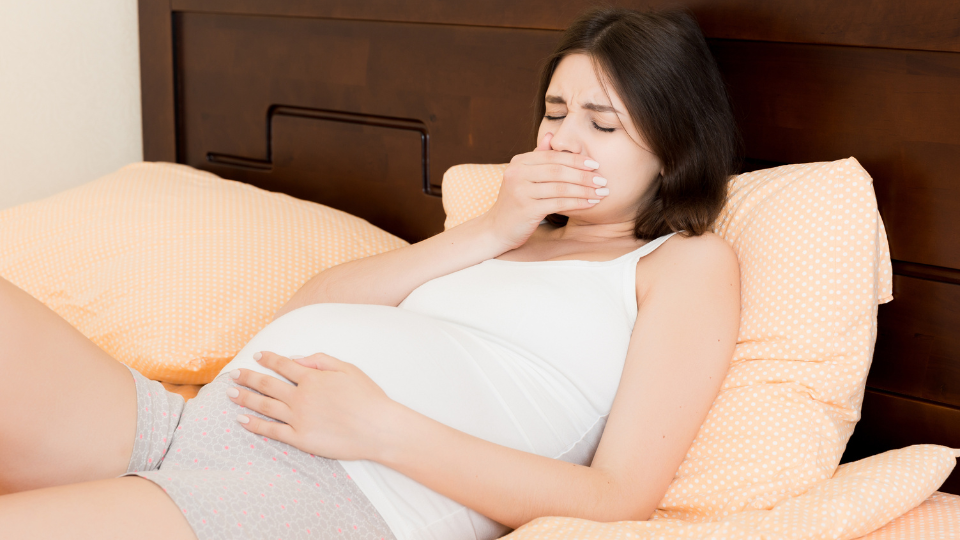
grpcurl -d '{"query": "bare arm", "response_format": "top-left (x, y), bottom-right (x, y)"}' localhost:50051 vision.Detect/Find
top-left (274, 139), bottom-right (603, 319)
top-left (273, 216), bottom-right (506, 318)
top-left (236, 232), bottom-right (740, 527)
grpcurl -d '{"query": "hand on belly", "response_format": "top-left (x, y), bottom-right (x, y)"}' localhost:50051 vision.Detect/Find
top-left (226, 350), bottom-right (402, 462)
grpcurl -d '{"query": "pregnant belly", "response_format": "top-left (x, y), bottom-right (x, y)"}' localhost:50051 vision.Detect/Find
top-left (219, 302), bottom-right (566, 455)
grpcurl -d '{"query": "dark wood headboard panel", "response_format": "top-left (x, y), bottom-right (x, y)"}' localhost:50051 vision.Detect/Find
top-left (139, 0), bottom-right (960, 492)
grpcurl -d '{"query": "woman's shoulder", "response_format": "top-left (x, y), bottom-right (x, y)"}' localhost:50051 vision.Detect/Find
top-left (637, 231), bottom-right (740, 297)
top-left (661, 231), bottom-right (737, 263)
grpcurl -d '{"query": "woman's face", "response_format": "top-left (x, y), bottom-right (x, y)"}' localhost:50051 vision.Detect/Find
top-left (538, 53), bottom-right (663, 224)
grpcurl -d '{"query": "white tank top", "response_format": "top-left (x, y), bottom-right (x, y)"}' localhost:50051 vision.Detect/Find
top-left (219, 231), bottom-right (677, 540)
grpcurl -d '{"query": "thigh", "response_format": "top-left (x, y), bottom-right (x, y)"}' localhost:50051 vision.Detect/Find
top-left (0, 276), bottom-right (139, 493)
top-left (0, 476), bottom-right (197, 540)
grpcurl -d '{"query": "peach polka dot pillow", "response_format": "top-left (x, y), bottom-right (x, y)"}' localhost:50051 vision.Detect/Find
top-left (442, 163), bottom-right (508, 230)
top-left (658, 158), bottom-right (895, 519)
top-left (439, 159), bottom-right (951, 530)
top-left (856, 490), bottom-right (960, 540)
top-left (504, 445), bottom-right (959, 540)
top-left (0, 162), bottom-right (407, 385)
top-left (440, 163), bottom-right (509, 229)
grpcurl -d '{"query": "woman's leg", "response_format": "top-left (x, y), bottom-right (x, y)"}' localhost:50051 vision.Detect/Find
top-left (0, 276), bottom-right (139, 494)
top-left (0, 476), bottom-right (196, 539)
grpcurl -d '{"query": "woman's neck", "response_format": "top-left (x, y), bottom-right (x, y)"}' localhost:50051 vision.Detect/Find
top-left (549, 219), bottom-right (638, 245)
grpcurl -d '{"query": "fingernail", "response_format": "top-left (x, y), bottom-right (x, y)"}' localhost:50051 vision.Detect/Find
top-left (592, 176), bottom-right (607, 186)
top-left (595, 188), bottom-right (610, 196)
top-left (253, 352), bottom-right (262, 361)
top-left (290, 355), bottom-right (305, 360)
top-left (227, 388), bottom-right (240, 398)
top-left (236, 414), bottom-right (250, 424)
top-left (584, 160), bottom-right (600, 170)
top-left (229, 369), bottom-right (241, 380)
top-left (587, 199), bottom-right (600, 204)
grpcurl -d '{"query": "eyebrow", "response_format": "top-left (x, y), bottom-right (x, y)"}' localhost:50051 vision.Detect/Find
top-left (545, 95), bottom-right (621, 114)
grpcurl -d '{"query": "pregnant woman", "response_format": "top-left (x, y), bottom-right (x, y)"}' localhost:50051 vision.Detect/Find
top-left (0, 8), bottom-right (740, 540)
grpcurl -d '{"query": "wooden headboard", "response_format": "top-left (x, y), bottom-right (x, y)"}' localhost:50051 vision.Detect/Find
top-left (138, 0), bottom-right (960, 492)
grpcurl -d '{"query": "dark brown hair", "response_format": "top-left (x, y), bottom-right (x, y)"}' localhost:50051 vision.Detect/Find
top-left (536, 8), bottom-right (741, 239)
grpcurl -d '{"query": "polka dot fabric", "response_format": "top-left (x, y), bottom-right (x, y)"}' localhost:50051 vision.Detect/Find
top-left (658, 158), bottom-right (894, 520)
top-left (441, 159), bottom-right (957, 539)
top-left (503, 446), bottom-right (959, 540)
top-left (0, 162), bottom-right (407, 384)
top-left (442, 163), bottom-right (508, 230)
top-left (857, 491), bottom-right (960, 540)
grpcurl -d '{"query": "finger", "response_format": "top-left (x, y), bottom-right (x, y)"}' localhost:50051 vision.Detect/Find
top-left (236, 413), bottom-right (297, 446)
top-left (228, 386), bottom-right (294, 424)
top-left (536, 197), bottom-right (600, 215)
top-left (519, 150), bottom-right (600, 171)
top-left (536, 132), bottom-right (553, 151)
top-left (293, 353), bottom-right (351, 372)
top-left (231, 367), bottom-right (296, 403)
top-left (524, 163), bottom-right (606, 190)
top-left (254, 351), bottom-right (315, 384)
top-left (529, 181), bottom-right (609, 201)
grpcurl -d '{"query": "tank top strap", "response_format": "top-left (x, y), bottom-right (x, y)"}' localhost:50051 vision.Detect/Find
top-left (620, 231), bottom-right (680, 326)
top-left (620, 231), bottom-right (679, 266)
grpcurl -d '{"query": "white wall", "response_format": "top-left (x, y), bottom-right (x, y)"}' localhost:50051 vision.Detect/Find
top-left (0, 0), bottom-right (142, 210)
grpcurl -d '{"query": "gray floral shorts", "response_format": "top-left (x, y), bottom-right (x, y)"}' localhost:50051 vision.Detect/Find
top-left (122, 366), bottom-right (396, 540)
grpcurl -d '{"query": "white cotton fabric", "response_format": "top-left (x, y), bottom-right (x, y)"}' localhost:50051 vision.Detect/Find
top-left (219, 231), bottom-right (677, 540)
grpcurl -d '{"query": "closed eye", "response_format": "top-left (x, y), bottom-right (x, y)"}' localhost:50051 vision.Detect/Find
top-left (544, 115), bottom-right (615, 133)
top-left (593, 121), bottom-right (615, 133)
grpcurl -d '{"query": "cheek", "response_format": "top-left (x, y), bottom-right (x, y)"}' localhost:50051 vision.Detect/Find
top-left (593, 147), bottom-right (661, 203)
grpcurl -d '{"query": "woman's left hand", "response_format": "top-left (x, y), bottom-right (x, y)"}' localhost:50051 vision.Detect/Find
top-left (227, 351), bottom-right (399, 461)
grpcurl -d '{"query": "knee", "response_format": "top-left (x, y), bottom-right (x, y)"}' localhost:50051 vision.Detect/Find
top-left (0, 276), bottom-right (41, 325)
top-left (0, 276), bottom-right (20, 325)
top-left (0, 275), bottom-right (24, 307)
top-left (0, 277), bottom-right (35, 366)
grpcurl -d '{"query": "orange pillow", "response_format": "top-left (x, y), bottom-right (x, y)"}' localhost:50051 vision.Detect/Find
top-left (442, 163), bottom-right (508, 230)
top-left (505, 445), bottom-right (958, 540)
top-left (659, 159), bottom-right (893, 519)
top-left (856, 491), bottom-right (960, 540)
top-left (0, 162), bottom-right (407, 384)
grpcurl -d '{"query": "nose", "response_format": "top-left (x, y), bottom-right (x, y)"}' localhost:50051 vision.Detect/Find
top-left (548, 117), bottom-right (581, 154)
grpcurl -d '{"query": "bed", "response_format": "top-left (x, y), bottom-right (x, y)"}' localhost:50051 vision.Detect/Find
top-left (139, 0), bottom-right (960, 492)
top-left (4, 0), bottom-right (959, 537)
top-left (135, 0), bottom-right (960, 537)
